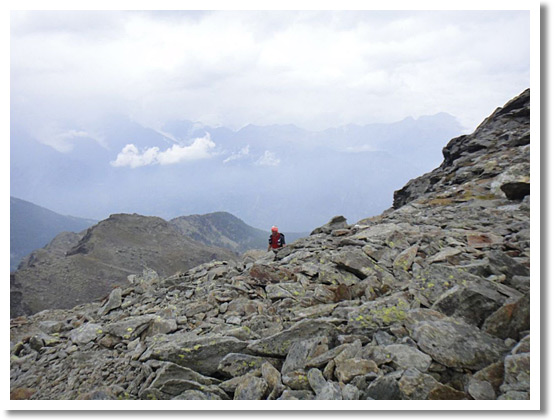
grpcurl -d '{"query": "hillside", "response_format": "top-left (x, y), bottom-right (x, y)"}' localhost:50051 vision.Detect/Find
top-left (11, 214), bottom-right (236, 317)
top-left (169, 212), bottom-right (307, 254)
top-left (10, 89), bottom-right (530, 401)
top-left (10, 197), bottom-right (97, 271)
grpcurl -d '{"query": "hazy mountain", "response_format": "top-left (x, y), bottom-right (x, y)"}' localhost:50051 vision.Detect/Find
top-left (10, 114), bottom-right (464, 232)
top-left (169, 212), bottom-right (307, 253)
top-left (10, 196), bottom-right (97, 271)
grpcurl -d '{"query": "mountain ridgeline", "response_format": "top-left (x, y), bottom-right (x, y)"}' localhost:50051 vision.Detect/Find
top-left (11, 111), bottom-right (464, 232)
top-left (10, 208), bottom-right (306, 318)
top-left (169, 212), bottom-right (306, 253)
top-left (10, 89), bottom-right (530, 401)
top-left (10, 197), bottom-right (97, 271)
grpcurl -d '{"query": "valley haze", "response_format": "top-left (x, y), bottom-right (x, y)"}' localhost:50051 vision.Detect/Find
top-left (10, 10), bottom-right (530, 232)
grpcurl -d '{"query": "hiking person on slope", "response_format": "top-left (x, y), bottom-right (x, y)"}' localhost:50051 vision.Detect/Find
top-left (268, 226), bottom-right (286, 252)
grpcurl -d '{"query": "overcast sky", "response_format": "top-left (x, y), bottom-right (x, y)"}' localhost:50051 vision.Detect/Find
top-left (10, 8), bottom-right (530, 152)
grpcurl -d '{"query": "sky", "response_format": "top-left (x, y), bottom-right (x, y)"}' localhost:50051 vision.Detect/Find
top-left (9, 7), bottom-right (531, 153)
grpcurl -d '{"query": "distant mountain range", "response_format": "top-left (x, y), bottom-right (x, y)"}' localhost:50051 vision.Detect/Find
top-left (11, 113), bottom-right (464, 232)
top-left (10, 197), bottom-right (97, 271)
top-left (10, 197), bottom-right (308, 317)
top-left (169, 212), bottom-right (306, 254)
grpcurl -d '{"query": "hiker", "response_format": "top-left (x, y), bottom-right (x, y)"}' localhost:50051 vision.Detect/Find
top-left (268, 226), bottom-right (286, 252)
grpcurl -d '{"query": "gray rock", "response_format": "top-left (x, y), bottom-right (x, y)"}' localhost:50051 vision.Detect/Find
top-left (233, 375), bottom-right (269, 400)
top-left (218, 353), bottom-right (282, 378)
top-left (172, 390), bottom-right (223, 400)
top-left (333, 339), bottom-right (363, 364)
top-left (282, 369), bottom-right (311, 391)
top-left (265, 282), bottom-right (305, 300)
top-left (468, 379), bottom-right (496, 400)
top-left (277, 390), bottom-right (316, 400)
top-left (342, 384), bottom-right (361, 400)
top-left (247, 319), bottom-right (337, 357)
top-left (306, 342), bottom-right (354, 369)
top-left (218, 372), bottom-right (258, 395)
top-left (38, 320), bottom-right (68, 335)
top-left (311, 216), bottom-right (349, 235)
top-left (412, 318), bottom-right (508, 370)
top-left (347, 292), bottom-right (411, 332)
top-left (145, 317), bottom-right (177, 337)
top-left (306, 368), bottom-right (343, 399)
top-left (282, 336), bottom-right (328, 374)
top-left (334, 358), bottom-right (379, 383)
top-left (330, 249), bottom-right (378, 280)
top-left (365, 372), bottom-right (403, 400)
top-left (482, 293), bottom-right (530, 340)
top-left (501, 353), bottom-right (530, 394)
top-left (393, 245), bottom-right (418, 272)
top-left (432, 282), bottom-right (506, 327)
top-left (261, 361), bottom-right (285, 400)
top-left (68, 323), bottom-right (103, 345)
top-left (141, 361), bottom-right (225, 399)
top-left (398, 368), bottom-right (439, 400)
top-left (384, 344), bottom-right (432, 372)
top-left (399, 368), bottom-right (469, 400)
top-left (98, 288), bottom-right (123, 316)
top-left (512, 335), bottom-right (530, 354)
top-left (147, 332), bottom-right (247, 376)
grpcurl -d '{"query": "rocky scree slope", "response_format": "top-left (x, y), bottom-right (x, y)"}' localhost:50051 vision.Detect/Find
top-left (10, 89), bottom-right (530, 401)
top-left (11, 214), bottom-right (236, 317)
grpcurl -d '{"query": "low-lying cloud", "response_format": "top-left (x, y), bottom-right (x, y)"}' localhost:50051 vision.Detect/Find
top-left (223, 145), bottom-right (250, 164)
top-left (111, 133), bottom-right (216, 168)
top-left (255, 151), bottom-right (280, 167)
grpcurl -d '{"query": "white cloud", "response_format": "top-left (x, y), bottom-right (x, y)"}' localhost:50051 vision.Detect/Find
top-left (30, 123), bottom-right (107, 153)
top-left (223, 145), bottom-right (250, 164)
top-left (255, 151), bottom-right (280, 167)
top-left (110, 133), bottom-right (216, 168)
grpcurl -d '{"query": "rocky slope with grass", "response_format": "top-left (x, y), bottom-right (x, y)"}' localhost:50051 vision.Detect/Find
top-left (10, 89), bottom-right (530, 401)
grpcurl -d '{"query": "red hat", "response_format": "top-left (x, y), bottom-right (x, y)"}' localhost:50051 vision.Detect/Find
top-left (271, 226), bottom-right (279, 232)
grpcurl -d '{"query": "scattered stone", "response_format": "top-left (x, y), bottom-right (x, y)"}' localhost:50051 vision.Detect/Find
top-left (247, 319), bottom-right (337, 357)
top-left (468, 378), bottom-right (496, 400)
top-left (334, 358), bottom-right (379, 383)
top-left (68, 323), bottom-right (103, 345)
top-left (98, 288), bottom-right (123, 316)
top-left (233, 375), bottom-right (269, 400)
top-left (218, 353), bottom-right (281, 378)
top-left (384, 344), bottom-right (432, 372)
top-left (412, 318), bottom-right (508, 370)
top-left (482, 293), bottom-right (530, 340)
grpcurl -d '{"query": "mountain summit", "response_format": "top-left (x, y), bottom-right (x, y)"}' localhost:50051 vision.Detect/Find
top-left (11, 213), bottom-right (236, 317)
top-left (10, 89), bottom-right (530, 401)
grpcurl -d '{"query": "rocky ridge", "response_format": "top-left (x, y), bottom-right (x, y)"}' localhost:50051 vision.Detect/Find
top-left (10, 89), bottom-right (530, 401)
top-left (169, 212), bottom-right (307, 254)
top-left (11, 213), bottom-right (236, 317)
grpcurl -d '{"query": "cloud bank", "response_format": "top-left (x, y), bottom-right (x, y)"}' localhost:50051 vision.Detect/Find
top-left (11, 9), bottom-right (530, 144)
top-left (110, 134), bottom-right (216, 168)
